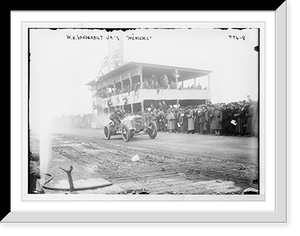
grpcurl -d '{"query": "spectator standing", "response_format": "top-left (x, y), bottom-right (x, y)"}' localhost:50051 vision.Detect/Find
top-left (210, 104), bottom-right (223, 135)
top-left (222, 104), bottom-right (231, 135)
top-left (229, 104), bottom-right (237, 135)
top-left (157, 75), bottom-right (165, 89)
top-left (198, 105), bottom-right (206, 134)
top-left (163, 74), bottom-right (169, 88)
top-left (194, 107), bottom-right (201, 134)
top-left (187, 107), bottom-right (195, 134)
top-left (246, 101), bottom-right (258, 137)
top-left (134, 82), bottom-right (140, 93)
top-left (163, 111), bottom-right (168, 132)
top-left (158, 102), bottom-right (163, 111)
top-left (181, 110), bottom-right (188, 133)
top-left (155, 81), bottom-right (161, 94)
top-left (170, 81), bottom-right (176, 89)
top-left (150, 103), bottom-right (155, 112)
top-left (156, 110), bottom-right (164, 131)
top-left (242, 102), bottom-right (250, 134)
top-left (162, 101), bottom-right (168, 111)
top-left (197, 83), bottom-right (202, 90)
top-left (204, 104), bottom-right (213, 134)
top-left (235, 102), bottom-right (247, 136)
top-left (251, 101), bottom-right (259, 137)
top-left (174, 109), bottom-right (180, 133)
top-left (166, 109), bottom-right (176, 133)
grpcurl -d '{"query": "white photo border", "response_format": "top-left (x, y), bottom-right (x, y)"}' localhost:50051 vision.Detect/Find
top-left (5, 3), bottom-right (286, 223)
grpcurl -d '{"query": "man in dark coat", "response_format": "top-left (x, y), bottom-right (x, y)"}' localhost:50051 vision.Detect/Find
top-left (235, 102), bottom-right (248, 136)
top-left (174, 109), bottom-right (180, 133)
top-left (229, 104), bottom-right (238, 136)
top-left (222, 104), bottom-right (231, 136)
top-left (194, 107), bottom-right (202, 134)
top-left (204, 104), bottom-right (214, 134)
top-left (251, 101), bottom-right (259, 137)
top-left (245, 104), bottom-right (253, 136)
top-left (162, 101), bottom-right (168, 111)
top-left (210, 104), bottom-right (223, 135)
top-left (163, 111), bottom-right (168, 132)
top-left (182, 109), bottom-right (188, 133)
top-left (156, 110), bottom-right (163, 131)
top-left (187, 107), bottom-right (195, 134)
top-left (198, 105), bottom-right (206, 134)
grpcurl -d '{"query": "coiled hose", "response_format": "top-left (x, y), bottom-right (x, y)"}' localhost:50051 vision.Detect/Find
top-left (42, 173), bottom-right (113, 192)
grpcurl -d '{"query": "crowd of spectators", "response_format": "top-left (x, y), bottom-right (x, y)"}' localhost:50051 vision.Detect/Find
top-left (93, 74), bottom-right (205, 99)
top-left (139, 99), bottom-right (258, 137)
top-left (54, 98), bottom-right (258, 137)
top-left (93, 82), bottom-right (141, 98)
top-left (142, 74), bottom-right (206, 90)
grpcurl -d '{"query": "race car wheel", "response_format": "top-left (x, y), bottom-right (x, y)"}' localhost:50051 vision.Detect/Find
top-left (148, 121), bottom-right (157, 139)
top-left (104, 125), bottom-right (111, 140)
top-left (121, 124), bottom-right (131, 142)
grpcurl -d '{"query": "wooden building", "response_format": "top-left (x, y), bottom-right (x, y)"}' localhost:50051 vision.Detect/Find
top-left (86, 61), bottom-right (212, 114)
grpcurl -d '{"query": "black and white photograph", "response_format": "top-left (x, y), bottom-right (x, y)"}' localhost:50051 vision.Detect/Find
top-left (28, 25), bottom-right (261, 197)
top-left (4, 1), bottom-right (291, 228)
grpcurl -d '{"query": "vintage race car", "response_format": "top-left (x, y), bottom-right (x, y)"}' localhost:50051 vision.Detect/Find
top-left (104, 115), bottom-right (157, 142)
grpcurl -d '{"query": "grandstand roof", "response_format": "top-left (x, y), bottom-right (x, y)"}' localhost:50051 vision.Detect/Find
top-left (86, 61), bottom-right (211, 87)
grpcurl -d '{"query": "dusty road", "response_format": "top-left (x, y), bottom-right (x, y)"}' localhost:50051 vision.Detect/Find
top-left (31, 128), bottom-right (259, 194)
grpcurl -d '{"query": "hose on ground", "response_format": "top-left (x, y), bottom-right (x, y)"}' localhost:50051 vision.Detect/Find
top-left (42, 173), bottom-right (113, 192)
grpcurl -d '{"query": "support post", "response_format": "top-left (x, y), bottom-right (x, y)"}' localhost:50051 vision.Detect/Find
top-left (208, 74), bottom-right (211, 90)
top-left (120, 76), bottom-right (123, 91)
top-left (141, 100), bottom-right (144, 112)
top-left (129, 77), bottom-right (132, 92)
top-left (113, 83), bottom-right (116, 96)
top-left (131, 103), bottom-right (133, 115)
top-left (139, 66), bottom-right (143, 89)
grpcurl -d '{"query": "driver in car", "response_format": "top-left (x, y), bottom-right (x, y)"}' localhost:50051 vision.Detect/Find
top-left (110, 109), bottom-right (125, 125)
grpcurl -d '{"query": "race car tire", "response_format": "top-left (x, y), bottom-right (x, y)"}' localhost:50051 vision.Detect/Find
top-left (148, 121), bottom-right (158, 139)
top-left (121, 124), bottom-right (131, 142)
top-left (104, 125), bottom-right (111, 140)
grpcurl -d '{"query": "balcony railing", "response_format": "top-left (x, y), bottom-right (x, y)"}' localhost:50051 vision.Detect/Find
top-left (94, 89), bottom-right (211, 109)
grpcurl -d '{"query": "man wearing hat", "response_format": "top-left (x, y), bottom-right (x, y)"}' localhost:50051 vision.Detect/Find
top-left (222, 104), bottom-right (231, 136)
top-left (204, 104), bottom-right (213, 134)
top-left (156, 109), bottom-right (164, 131)
top-left (198, 105), bottom-right (206, 134)
top-left (210, 104), bottom-right (223, 135)
top-left (174, 109), bottom-right (181, 133)
top-left (179, 108), bottom-right (188, 133)
top-left (165, 108), bottom-right (174, 132)
top-left (229, 104), bottom-right (238, 135)
top-left (235, 101), bottom-right (248, 136)
top-left (187, 106), bottom-right (195, 134)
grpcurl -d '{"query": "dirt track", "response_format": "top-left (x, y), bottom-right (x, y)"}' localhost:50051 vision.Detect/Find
top-left (31, 128), bottom-right (259, 194)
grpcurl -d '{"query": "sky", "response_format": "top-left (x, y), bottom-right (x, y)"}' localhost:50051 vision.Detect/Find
top-left (29, 27), bottom-right (258, 127)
